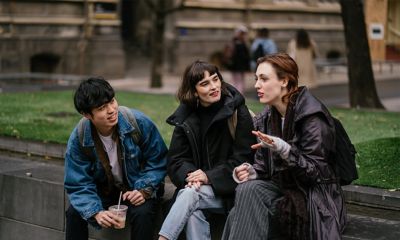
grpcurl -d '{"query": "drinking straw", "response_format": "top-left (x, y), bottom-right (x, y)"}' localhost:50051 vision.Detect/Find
top-left (117, 191), bottom-right (122, 210)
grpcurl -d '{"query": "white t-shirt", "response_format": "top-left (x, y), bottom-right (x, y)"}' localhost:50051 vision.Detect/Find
top-left (98, 133), bottom-right (123, 184)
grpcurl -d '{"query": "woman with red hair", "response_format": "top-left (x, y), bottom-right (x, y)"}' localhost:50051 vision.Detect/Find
top-left (222, 53), bottom-right (346, 240)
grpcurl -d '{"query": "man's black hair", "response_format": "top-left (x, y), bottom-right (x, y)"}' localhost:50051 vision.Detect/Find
top-left (74, 77), bottom-right (115, 114)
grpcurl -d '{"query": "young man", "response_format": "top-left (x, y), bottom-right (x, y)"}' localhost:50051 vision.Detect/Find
top-left (64, 77), bottom-right (168, 240)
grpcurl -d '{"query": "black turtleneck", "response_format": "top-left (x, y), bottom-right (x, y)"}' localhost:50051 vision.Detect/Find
top-left (197, 99), bottom-right (223, 137)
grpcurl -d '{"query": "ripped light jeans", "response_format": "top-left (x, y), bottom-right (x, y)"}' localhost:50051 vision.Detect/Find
top-left (159, 185), bottom-right (224, 240)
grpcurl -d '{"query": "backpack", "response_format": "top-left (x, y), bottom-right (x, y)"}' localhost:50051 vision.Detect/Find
top-left (227, 108), bottom-right (255, 140)
top-left (252, 43), bottom-right (265, 62)
top-left (77, 106), bottom-right (142, 149)
top-left (332, 117), bottom-right (358, 185)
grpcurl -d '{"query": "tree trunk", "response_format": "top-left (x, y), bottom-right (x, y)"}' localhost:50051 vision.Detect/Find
top-left (339, 0), bottom-right (384, 108)
top-left (150, 0), bottom-right (166, 88)
top-left (121, 0), bottom-right (136, 75)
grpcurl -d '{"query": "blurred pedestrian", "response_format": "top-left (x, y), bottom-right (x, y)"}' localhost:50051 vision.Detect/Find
top-left (250, 27), bottom-right (278, 70)
top-left (228, 25), bottom-right (251, 94)
top-left (287, 29), bottom-right (318, 88)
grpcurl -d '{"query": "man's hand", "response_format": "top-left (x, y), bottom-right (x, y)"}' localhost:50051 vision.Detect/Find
top-left (123, 190), bottom-right (145, 206)
top-left (94, 210), bottom-right (120, 228)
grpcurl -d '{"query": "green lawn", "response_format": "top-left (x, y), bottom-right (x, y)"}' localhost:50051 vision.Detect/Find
top-left (0, 90), bottom-right (399, 189)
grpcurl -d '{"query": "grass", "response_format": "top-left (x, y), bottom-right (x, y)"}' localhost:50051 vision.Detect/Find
top-left (0, 90), bottom-right (399, 189)
top-left (0, 91), bottom-right (263, 145)
top-left (330, 108), bottom-right (400, 144)
top-left (353, 138), bottom-right (400, 189)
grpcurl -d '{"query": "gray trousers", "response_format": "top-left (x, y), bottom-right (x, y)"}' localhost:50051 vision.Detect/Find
top-left (222, 180), bottom-right (284, 240)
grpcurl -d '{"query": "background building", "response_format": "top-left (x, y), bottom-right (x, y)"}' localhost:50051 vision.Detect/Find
top-left (365, 0), bottom-right (400, 61)
top-left (1, 0), bottom-right (398, 78)
top-left (0, 0), bottom-right (124, 78)
top-left (165, 0), bottom-right (345, 73)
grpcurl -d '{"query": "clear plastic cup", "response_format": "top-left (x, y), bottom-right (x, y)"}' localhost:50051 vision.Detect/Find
top-left (108, 205), bottom-right (128, 229)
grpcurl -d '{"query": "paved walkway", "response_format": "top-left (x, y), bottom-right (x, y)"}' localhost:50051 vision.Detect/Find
top-left (109, 63), bottom-right (400, 112)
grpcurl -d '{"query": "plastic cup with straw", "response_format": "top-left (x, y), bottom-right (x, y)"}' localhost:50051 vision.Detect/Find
top-left (108, 191), bottom-right (128, 229)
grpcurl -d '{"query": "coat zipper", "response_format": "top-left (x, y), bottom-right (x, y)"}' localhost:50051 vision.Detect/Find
top-left (205, 138), bottom-right (212, 169)
top-left (182, 123), bottom-right (201, 166)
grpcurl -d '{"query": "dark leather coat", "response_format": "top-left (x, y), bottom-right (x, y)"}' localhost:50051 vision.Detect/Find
top-left (253, 87), bottom-right (347, 240)
top-left (166, 84), bottom-right (256, 198)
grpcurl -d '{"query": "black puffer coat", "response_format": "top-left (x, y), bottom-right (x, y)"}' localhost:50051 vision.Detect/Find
top-left (253, 87), bottom-right (347, 240)
top-left (166, 84), bottom-right (256, 198)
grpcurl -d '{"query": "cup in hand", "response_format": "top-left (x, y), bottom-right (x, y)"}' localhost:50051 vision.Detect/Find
top-left (108, 205), bottom-right (128, 229)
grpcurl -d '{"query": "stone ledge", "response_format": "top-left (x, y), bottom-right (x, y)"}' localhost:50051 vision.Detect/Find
top-left (2, 136), bottom-right (400, 212)
top-left (1, 153), bottom-right (400, 239)
top-left (0, 165), bottom-right (65, 231)
top-left (0, 136), bottom-right (66, 160)
top-left (343, 185), bottom-right (400, 211)
top-left (0, 217), bottom-right (64, 240)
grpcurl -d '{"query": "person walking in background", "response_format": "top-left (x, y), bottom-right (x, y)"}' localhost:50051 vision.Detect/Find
top-left (228, 25), bottom-right (251, 95)
top-left (250, 27), bottom-right (278, 71)
top-left (287, 29), bottom-right (318, 88)
top-left (64, 77), bottom-right (168, 240)
top-left (158, 60), bottom-right (256, 240)
top-left (222, 53), bottom-right (346, 240)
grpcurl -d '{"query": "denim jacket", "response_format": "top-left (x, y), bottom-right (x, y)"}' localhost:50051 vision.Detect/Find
top-left (64, 108), bottom-right (168, 221)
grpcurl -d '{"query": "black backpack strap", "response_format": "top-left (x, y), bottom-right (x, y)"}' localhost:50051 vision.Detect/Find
top-left (118, 106), bottom-right (142, 146)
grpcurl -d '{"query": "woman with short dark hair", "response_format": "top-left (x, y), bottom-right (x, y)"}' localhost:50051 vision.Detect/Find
top-left (158, 60), bottom-right (256, 240)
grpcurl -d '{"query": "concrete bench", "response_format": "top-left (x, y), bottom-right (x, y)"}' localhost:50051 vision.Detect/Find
top-left (0, 158), bottom-right (65, 240)
top-left (0, 156), bottom-right (164, 240)
top-left (1, 155), bottom-right (400, 240)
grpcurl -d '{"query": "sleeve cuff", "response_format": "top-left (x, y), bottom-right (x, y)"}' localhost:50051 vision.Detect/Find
top-left (138, 187), bottom-right (153, 199)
